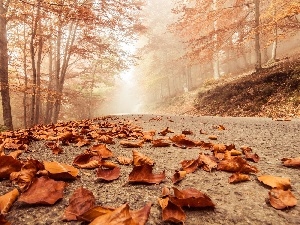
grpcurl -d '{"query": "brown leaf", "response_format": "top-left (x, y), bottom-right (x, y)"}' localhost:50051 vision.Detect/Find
top-left (282, 156), bottom-right (300, 167)
top-left (98, 135), bottom-right (115, 144)
top-left (257, 175), bottom-right (291, 190)
top-left (117, 156), bottom-right (133, 165)
top-left (100, 161), bottom-right (118, 169)
top-left (216, 125), bottom-right (225, 130)
top-left (89, 144), bottom-right (113, 158)
top-left (62, 187), bottom-right (96, 221)
top-left (269, 188), bottom-right (297, 209)
top-left (171, 170), bottom-right (187, 184)
top-left (170, 187), bottom-right (215, 208)
top-left (79, 206), bottom-right (115, 222)
top-left (182, 130), bottom-right (193, 135)
top-left (130, 202), bottom-right (152, 225)
top-left (198, 153), bottom-right (218, 172)
top-left (129, 164), bottom-right (165, 184)
top-left (161, 187), bottom-right (170, 197)
top-left (18, 176), bottom-right (66, 205)
top-left (8, 150), bottom-right (23, 159)
top-left (213, 144), bottom-right (227, 153)
top-left (132, 150), bottom-right (154, 166)
top-left (159, 197), bottom-right (186, 223)
top-left (217, 156), bottom-right (258, 174)
top-left (75, 138), bottom-right (91, 147)
top-left (151, 139), bottom-right (171, 147)
top-left (0, 188), bottom-right (19, 214)
top-left (73, 153), bottom-right (101, 169)
top-left (96, 167), bottom-right (120, 181)
top-left (44, 161), bottom-right (79, 180)
top-left (0, 214), bottom-right (11, 225)
top-left (120, 140), bottom-right (144, 148)
top-left (241, 146), bottom-right (259, 162)
top-left (228, 173), bottom-right (250, 184)
top-left (0, 156), bottom-right (22, 179)
top-left (180, 159), bottom-right (198, 173)
top-left (170, 134), bottom-right (196, 148)
top-left (208, 135), bottom-right (217, 140)
top-left (89, 204), bottom-right (137, 225)
top-left (159, 127), bottom-right (174, 136)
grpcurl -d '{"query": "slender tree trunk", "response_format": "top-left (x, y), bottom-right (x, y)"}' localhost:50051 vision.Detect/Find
top-left (212, 0), bottom-right (220, 79)
top-left (271, 2), bottom-right (278, 61)
top-left (22, 24), bottom-right (28, 128)
top-left (45, 40), bottom-right (54, 124)
top-left (0, 1), bottom-right (13, 130)
top-left (254, 0), bottom-right (262, 70)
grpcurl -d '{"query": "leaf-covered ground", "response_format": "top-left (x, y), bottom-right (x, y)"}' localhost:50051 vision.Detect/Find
top-left (0, 115), bottom-right (299, 224)
top-left (149, 57), bottom-right (300, 119)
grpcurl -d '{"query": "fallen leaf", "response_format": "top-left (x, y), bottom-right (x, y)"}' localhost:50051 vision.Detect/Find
top-left (217, 156), bottom-right (258, 174)
top-left (0, 214), bottom-right (11, 225)
top-left (73, 153), bottom-right (101, 169)
top-left (100, 161), bottom-right (118, 169)
top-left (98, 135), bottom-right (115, 144)
top-left (170, 134), bottom-right (196, 148)
top-left (44, 161), bottom-right (79, 180)
top-left (89, 204), bottom-right (136, 225)
top-left (159, 197), bottom-right (186, 223)
top-left (151, 139), bottom-right (171, 147)
top-left (89, 144), bottom-right (113, 158)
top-left (8, 150), bottom-right (23, 159)
top-left (180, 159), bottom-right (198, 173)
top-left (269, 188), bottom-right (297, 209)
top-left (129, 164), bottom-right (165, 184)
top-left (79, 205), bottom-right (115, 222)
top-left (198, 153), bottom-right (218, 172)
top-left (161, 187), bottom-right (170, 197)
top-left (258, 175), bottom-right (291, 190)
top-left (212, 144), bottom-right (227, 153)
top-left (170, 187), bottom-right (215, 208)
top-left (171, 170), bottom-right (187, 184)
top-left (0, 188), bottom-right (19, 214)
top-left (96, 166), bottom-right (120, 181)
top-left (159, 127), bottom-right (174, 136)
top-left (241, 146), bottom-right (259, 162)
top-left (62, 187), bottom-right (96, 221)
top-left (120, 140), bottom-right (144, 148)
top-left (182, 130), bottom-right (193, 135)
top-left (281, 157), bottom-right (300, 167)
top-left (117, 156), bottom-right (133, 165)
top-left (208, 135), bottom-right (217, 140)
top-left (18, 176), bottom-right (66, 205)
top-left (133, 150), bottom-right (154, 166)
top-left (228, 173), bottom-right (250, 184)
top-left (0, 156), bottom-right (22, 179)
top-left (130, 202), bottom-right (152, 225)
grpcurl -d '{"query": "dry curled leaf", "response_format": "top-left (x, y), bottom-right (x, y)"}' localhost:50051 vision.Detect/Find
top-left (198, 153), bottom-right (218, 172)
top-left (0, 156), bottom-right (22, 179)
top-left (257, 175), bottom-right (291, 190)
top-left (8, 150), bottom-right (23, 159)
top-left (18, 176), bottom-right (66, 205)
top-left (44, 161), bottom-right (79, 180)
top-left (241, 146), bottom-right (259, 163)
top-left (159, 197), bottom-right (186, 223)
top-left (89, 144), bottom-right (113, 158)
top-left (180, 159), bottom-right (198, 173)
top-left (281, 156), bottom-right (300, 167)
top-left (170, 134), bottom-right (196, 148)
top-left (132, 150), bottom-right (154, 166)
top-left (228, 173), bottom-right (250, 184)
top-left (128, 164), bottom-right (165, 184)
top-left (171, 170), bottom-right (187, 184)
top-left (73, 153), bottom-right (101, 169)
top-left (120, 140), bottom-right (144, 148)
top-left (96, 166), bottom-right (120, 181)
top-left (117, 156), bottom-right (133, 165)
top-left (217, 156), bottom-right (258, 174)
top-left (151, 139), bottom-right (171, 147)
top-left (269, 188), bottom-right (297, 209)
top-left (62, 187), bottom-right (96, 221)
top-left (0, 188), bottom-right (19, 214)
top-left (208, 135), bottom-right (217, 140)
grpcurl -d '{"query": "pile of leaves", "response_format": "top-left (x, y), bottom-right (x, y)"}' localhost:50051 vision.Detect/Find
top-left (0, 116), bottom-right (299, 224)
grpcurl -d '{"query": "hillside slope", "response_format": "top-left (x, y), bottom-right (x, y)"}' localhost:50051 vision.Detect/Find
top-left (150, 58), bottom-right (300, 118)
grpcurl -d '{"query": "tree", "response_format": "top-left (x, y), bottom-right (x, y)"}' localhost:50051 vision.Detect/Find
top-left (0, 0), bottom-right (13, 130)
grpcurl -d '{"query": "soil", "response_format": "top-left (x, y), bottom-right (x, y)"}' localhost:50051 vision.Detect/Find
top-left (1, 115), bottom-right (300, 225)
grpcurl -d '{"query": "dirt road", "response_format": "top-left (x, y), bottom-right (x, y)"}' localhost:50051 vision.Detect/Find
top-left (1, 115), bottom-right (300, 224)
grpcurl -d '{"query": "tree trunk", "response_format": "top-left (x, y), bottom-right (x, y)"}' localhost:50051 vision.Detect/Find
top-left (212, 0), bottom-right (220, 79)
top-left (0, 1), bottom-right (13, 130)
top-left (45, 40), bottom-right (54, 124)
top-left (22, 23), bottom-right (28, 128)
top-left (271, 2), bottom-right (278, 61)
top-left (254, 0), bottom-right (262, 70)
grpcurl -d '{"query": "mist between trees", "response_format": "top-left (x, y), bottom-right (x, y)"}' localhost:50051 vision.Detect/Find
top-left (0, 0), bottom-right (299, 129)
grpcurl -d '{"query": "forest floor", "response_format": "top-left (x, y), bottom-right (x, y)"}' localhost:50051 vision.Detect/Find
top-left (148, 57), bottom-right (300, 119)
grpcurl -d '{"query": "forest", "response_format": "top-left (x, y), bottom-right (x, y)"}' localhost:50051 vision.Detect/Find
top-left (0, 0), bottom-right (299, 130)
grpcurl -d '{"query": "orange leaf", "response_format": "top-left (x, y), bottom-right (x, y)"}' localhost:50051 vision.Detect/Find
top-left (129, 164), bottom-right (165, 184)
top-left (44, 161), bottom-right (79, 180)
top-left (269, 188), bottom-right (297, 209)
top-left (228, 173), bottom-right (250, 184)
top-left (0, 214), bottom-right (11, 225)
top-left (79, 205), bottom-right (115, 222)
top-left (241, 146), bottom-right (259, 162)
top-left (120, 140), bottom-right (144, 148)
top-left (18, 176), bottom-right (66, 205)
top-left (208, 135), bottom-right (217, 140)
top-left (198, 153), bottom-right (218, 172)
top-left (132, 150), bottom-right (154, 166)
top-left (0, 156), bottom-right (22, 179)
top-left (159, 198), bottom-right (186, 223)
top-left (96, 166), bottom-right (120, 181)
top-left (89, 204), bottom-right (136, 225)
top-left (170, 134), bottom-right (196, 148)
top-left (62, 187), bottom-right (96, 221)
top-left (282, 156), bottom-right (300, 167)
top-left (170, 187), bottom-right (215, 208)
top-left (73, 153), bottom-right (101, 169)
top-left (217, 156), bottom-right (258, 174)
top-left (171, 170), bottom-right (187, 184)
top-left (0, 188), bottom-right (19, 214)
top-left (89, 144), bottom-right (113, 158)
top-left (151, 139), bottom-right (171, 147)
top-left (159, 127), bottom-right (174, 136)
top-left (257, 175), bottom-right (291, 190)
top-left (130, 202), bottom-right (152, 225)
top-left (117, 156), bottom-right (133, 165)
top-left (8, 150), bottom-right (23, 159)
top-left (180, 159), bottom-right (198, 173)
